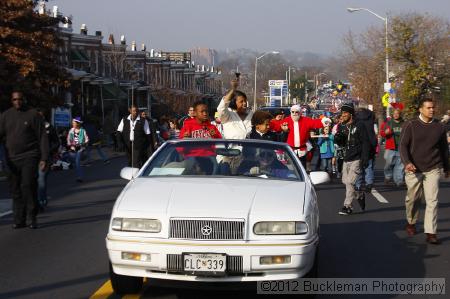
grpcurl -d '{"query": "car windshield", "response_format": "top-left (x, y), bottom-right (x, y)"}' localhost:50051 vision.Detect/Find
top-left (141, 140), bottom-right (303, 181)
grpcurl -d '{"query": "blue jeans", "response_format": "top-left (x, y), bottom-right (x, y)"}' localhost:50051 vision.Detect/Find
top-left (320, 157), bottom-right (332, 173)
top-left (85, 144), bottom-right (108, 162)
top-left (68, 150), bottom-right (84, 179)
top-left (384, 149), bottom-right (404, 184)
top-left (37, 168), bottom-right (48, 204)
top-left (355, 159), bottom-right (374, 189)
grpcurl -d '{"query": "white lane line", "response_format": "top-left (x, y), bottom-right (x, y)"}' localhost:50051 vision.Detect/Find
top-left (371, 188), bottom-right (389, 203)
top-left (0, 210), bottom-right (12, 218)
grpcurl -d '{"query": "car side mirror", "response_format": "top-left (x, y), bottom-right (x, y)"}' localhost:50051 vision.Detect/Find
top-left (309, 171), bottom-right (330, 185)
top-left (120, 167), bottom-right (140, 180)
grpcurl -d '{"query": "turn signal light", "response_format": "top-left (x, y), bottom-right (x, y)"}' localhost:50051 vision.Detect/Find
top-left (121, 252), bottom-right (151, 262)
top-left (260, 255), bottom-right (291, 265)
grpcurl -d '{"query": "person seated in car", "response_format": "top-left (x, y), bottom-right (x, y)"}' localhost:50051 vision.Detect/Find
top-left (239, 149), bottom-right (291, 178)
top-left (248, 110), bottom-right (287, 142)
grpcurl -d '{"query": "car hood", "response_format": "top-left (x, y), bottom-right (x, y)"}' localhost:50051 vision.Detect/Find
top-left (117, 177), bottom-right (307, 219)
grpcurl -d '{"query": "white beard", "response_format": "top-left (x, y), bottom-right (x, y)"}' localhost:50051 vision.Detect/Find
top-left (291, 115), bottom-right (300, 122)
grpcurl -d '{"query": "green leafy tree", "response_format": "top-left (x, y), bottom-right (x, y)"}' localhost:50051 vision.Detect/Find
top-left (0, 0), bottom-right (67, 111)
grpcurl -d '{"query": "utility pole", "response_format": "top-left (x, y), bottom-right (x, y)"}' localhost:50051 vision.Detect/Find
top-left (304, 71), bottom-right (308, 104)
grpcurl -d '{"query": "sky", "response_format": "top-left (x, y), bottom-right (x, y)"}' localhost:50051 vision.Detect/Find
top-left (48, 0), bottom-right (449, 55)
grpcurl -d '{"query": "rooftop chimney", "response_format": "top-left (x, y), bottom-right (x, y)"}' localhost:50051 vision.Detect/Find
top-left (52, 6), bottom-right (58, 18)
top-left (131, 41), bottom-right (137, 51)
top-left (150, 49), bottom-right (154, 57)
top-left (108, 34), bottom-right (115, 44)
top-left (95, 31), bottom-right (102, 37)
top-left (141, 43), bottom-right (146, 51)
top-left (80, 24), bottom-right (87, 35)
top-left (120, 35), bottom-right (126, 45)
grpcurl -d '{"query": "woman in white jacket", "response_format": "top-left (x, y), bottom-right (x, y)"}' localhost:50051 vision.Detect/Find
top-left (217, 80), bottom-right (253, 139)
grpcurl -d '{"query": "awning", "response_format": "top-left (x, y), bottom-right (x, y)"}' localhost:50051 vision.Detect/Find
top-left (103, 84), bottom-right (128, 100)
top-left (64, 67), bottom-right (88, 79)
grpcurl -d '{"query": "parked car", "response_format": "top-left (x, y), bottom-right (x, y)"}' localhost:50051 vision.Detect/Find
top-left (106, 139), bottom-right (329, 294)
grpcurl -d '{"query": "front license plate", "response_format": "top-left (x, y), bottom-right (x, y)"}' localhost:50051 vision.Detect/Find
top-left (183, 253), bottom-right (226, 274)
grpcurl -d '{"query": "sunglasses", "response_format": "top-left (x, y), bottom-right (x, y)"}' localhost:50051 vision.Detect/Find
top-left (291, 111), bottom-right (300, 114)
top-left (12, 98), bottom-right (23, 101)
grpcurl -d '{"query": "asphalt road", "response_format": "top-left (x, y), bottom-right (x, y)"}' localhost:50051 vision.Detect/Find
top-left (0, 154), bottom-right (449, 299)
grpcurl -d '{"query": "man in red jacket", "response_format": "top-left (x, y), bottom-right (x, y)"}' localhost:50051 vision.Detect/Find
top-left (380, 109), bottom-right (405, 186)
top-left (281, 104), bottom-right (331, 167)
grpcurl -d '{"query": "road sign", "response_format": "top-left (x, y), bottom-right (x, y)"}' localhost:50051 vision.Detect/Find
top-left (382, 93), bottom-right (390, 107)
top-left (52, 107), bottom-right (72, 127)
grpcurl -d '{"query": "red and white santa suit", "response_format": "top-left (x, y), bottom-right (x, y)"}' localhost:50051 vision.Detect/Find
top-left (283, 105), bottom-right (330, 157)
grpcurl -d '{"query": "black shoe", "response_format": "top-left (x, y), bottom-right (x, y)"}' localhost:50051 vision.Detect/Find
top-left (365, 184), bottom-right (373, 193)
top-left (12, 223), bottom-right (26, 229)
top-left (76, 178), bottom-right (83, 183)
top-left (357, 192), bottom-right (366, 212)
top-left (338, 206), bottom-right (353, 215)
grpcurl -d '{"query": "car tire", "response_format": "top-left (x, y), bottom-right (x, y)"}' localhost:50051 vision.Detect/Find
top-left (109, 262), bottom-right (143, 295)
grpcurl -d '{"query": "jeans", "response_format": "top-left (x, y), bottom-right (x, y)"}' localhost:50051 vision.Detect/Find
top-left (85, 144), bottom-right (108, 162)
top-left (68, 150), bottom-right (84, 179)
top-left (384, 149), bottom-right (405, 184)
top-left (37, 168), bottom-right (49, 204)
top-left (7, 157), bottom-right (39, 224)
top-left (320, 158), bottom-right (332, 172)
top-left (355, 159), bottom-right (374, 189)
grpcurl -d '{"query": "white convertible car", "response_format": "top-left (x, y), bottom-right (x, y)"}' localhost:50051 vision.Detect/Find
top-left (106, 139), bottom-right (329, 294)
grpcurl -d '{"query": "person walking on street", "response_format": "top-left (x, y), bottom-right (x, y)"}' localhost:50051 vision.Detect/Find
top-left (380, 109), bottom-right (405, 187)
top-left (0, 91), bottom-right (49, 229)
top-left (36, 108), bottom-right (59, 209)
top-left (317, 125), bottom-right (335, 174)
top-left (117, 105), bottom-right (152, 168)
top-left (334, 103), bottom-right (370, 215)
top-left (67, 117), bottom-right (89, 182)
top-left (355, 107), bottom-right (378, 192)
top-left (400, 98), bottom-right (449, 245)
top-left (84, 119), bottom-right (110, 165)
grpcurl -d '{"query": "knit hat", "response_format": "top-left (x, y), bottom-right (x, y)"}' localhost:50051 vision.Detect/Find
top-left (340, 103), bottom-right (355, 115)
top-left (73, 116), bottom-right (83, 123)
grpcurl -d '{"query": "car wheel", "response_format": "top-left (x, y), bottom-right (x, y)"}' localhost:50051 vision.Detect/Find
top-left (109, 262), bottom-right (143, 295)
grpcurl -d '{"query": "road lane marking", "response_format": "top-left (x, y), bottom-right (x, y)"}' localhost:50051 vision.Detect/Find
top-left (90, 279), bottom-right (146, 299)
top-left (371, 188), bottom-right (389, 203)
top-left (89, 280), bottom-right (114, 299)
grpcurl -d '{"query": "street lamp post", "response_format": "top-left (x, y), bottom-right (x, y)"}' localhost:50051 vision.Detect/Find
top-left (347, 7), bottom-right (389, 117)
top-left (315, 73), bottom-right (327, 97)
top-left (254, 51), bottom-right (279, 111)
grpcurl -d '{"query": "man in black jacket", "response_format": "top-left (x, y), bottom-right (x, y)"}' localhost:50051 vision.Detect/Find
top-left (334, 103), bottom-right (370, 215)
top-left (0, 91), bottom-right (49, 229)
top-left (117, 105), bottom-right (151, 168)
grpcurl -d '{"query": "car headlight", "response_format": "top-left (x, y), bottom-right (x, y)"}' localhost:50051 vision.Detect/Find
top-left (111, 218), bottom-right (161, 233)
top-left (253, 221), bottom-right (308, 235)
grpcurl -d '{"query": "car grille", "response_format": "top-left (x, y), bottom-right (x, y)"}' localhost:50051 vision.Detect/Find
top-left (169, 219), bottom-right (245, 240)
top-left (167, 254), bottom-right (243, 274)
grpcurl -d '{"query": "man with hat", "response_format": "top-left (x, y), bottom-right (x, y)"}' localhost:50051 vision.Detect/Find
top-left (334, 102), bottom-right (370, 215)
top-left (281, 104), bottom-right (331, 167)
